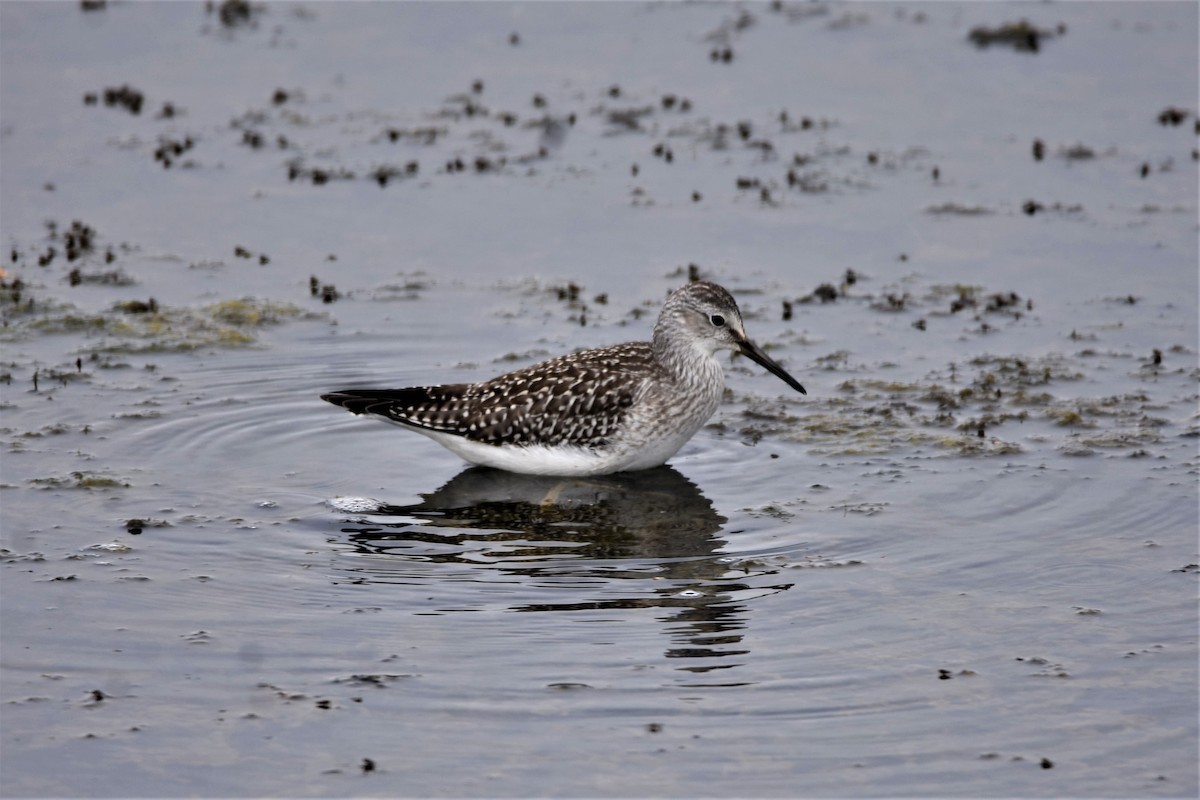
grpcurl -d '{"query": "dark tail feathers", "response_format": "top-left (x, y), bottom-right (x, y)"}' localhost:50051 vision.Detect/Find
top-left (322, 388), bottom-right (426, 416)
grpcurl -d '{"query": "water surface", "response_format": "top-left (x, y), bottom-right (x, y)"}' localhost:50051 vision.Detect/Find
top-left (1, 2), bottom-right (1196, 797)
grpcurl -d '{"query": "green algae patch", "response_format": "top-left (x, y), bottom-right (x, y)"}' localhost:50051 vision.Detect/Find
top-left (744, 503), bottom-right (796, 520)
top-left (933, 435), bottom-right (1023, 456)
top-left (26, 314), bottom-right (115, 335)
top-left (1045, 406), bottom-right (1093, 427)
top-left (838, 379), bottom-right (923, 395)
top-left (1, 282), bottom-right (77, 330)
top-left (204, 298), bottom-right (304, 327)
top-left (8, 293), bottom-right (317, 353)
top-left (966, 354), bottom-right (1084, 385)
top-left (1077, 429), bottom-right (1163, 449)
top-left (777, 409), bottom-right (939, 456)
top-left (29, 471), bottom-right (130, 490)
top-left (18, 423), bottom-right (75, 438)
top-left (759, 352), bottom-right (1161, 460)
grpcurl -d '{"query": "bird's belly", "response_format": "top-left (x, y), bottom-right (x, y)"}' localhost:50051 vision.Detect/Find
top-left (409, 400), bottom-right (715, 476)
top-left (413, 429), bottom-right (621, 476)
top-left (400, 368), bottom-right (724, 476)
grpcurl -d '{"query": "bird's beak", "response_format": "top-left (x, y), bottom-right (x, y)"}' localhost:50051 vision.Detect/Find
top-left (736, 337), bottom-right (807, 395)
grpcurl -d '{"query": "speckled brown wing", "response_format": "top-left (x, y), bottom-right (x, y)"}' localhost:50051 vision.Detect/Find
top-left (322, 343), bottom-right (657, 448)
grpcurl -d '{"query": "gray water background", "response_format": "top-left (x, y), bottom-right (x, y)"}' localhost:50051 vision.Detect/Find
top-left (1, 2), bottom-right (1197, 797)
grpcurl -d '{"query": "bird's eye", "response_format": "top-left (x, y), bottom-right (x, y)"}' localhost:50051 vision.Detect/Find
top-left (709, 314), bottom-right (726, 327)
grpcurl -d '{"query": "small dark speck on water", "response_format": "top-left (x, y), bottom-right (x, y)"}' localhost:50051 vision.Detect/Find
top-left (361, 758), bottom-right (376, 773)
top-left (1157, 106), bottom-right (1188, 126)
top-left (813, 284), bottom-right (838, 303)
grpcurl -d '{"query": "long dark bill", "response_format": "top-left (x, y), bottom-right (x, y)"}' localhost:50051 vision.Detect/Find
top-left (737, 338), bottom-right (807, 395)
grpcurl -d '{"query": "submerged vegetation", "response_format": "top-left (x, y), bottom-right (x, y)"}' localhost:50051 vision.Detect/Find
top-left (4, 287), bottom-right (315, 353)
top-left (724, 344), bottom-right (1184, 460)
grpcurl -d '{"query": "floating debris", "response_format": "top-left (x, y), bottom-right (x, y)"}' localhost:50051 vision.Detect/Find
top-left (85, 84), bottom-right (144, 115)
top-left (1157, 107), bottom-right (1189, 126)
top-left (214, 0), bottom-right (264, 29)
top-left (30, 471), bottom-right (130, 490)
top-left (967, 20), bottom-right (1063, 53)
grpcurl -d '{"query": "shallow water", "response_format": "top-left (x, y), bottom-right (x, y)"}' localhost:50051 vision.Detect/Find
top-left (1, 2), bottom-right (1197, 797)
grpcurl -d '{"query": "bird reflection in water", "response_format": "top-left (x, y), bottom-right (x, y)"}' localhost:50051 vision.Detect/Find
top-left (331, 466), bottom-right (795, 676)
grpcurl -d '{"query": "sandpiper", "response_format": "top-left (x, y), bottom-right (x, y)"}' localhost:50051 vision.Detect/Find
top-left (322, 281), bottom-right (806, 476)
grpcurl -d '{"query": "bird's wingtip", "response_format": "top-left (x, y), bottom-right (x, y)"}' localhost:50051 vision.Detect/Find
top-left (321, 391), bottom-right (362, 411)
